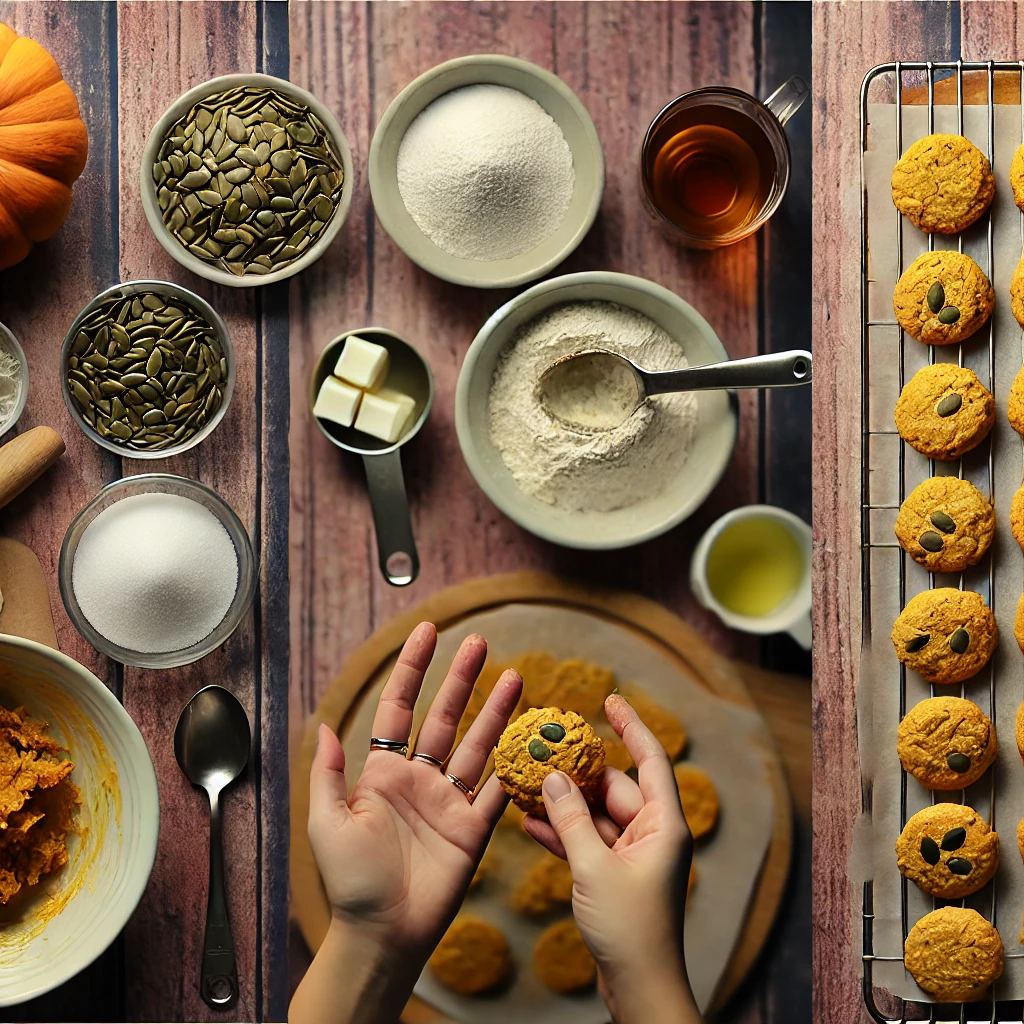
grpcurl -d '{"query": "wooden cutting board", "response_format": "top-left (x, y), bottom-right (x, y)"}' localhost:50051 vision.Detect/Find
top-left (290, 572), bottom-right (800, 1022)
top-left (0, 537), bottom-right (58, 650)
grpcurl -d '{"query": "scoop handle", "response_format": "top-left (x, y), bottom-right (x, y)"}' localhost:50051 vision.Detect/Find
top-left (0, 426), bottom-right (65, 510)
top-left (641, 349), bottom-right (812, 396)
top-left (362, 451), bottom-right (420, 586)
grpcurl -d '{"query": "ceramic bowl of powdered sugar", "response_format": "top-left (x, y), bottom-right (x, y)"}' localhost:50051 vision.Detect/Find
top-left (456, 272), bottom-right (738, 549)
top-left (369, 55), bottom-right (604, 288)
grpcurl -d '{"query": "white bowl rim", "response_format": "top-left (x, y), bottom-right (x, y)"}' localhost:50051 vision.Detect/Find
top-left (0, 633), bottom-right (159, 1006)
top-left (368, 53), bottom-right (605, 289)
top-left (139, 72), bottom-right (355, 288)
top-left (455, 270), bottom-right (739, 549)
top-left (0, 320), bottom-right (28, 438)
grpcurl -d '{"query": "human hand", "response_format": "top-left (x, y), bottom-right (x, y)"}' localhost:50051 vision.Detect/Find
top-left (523, 693), bottom-right (701, 1024)
top-left (290, 622), bottom-right (522, 1024)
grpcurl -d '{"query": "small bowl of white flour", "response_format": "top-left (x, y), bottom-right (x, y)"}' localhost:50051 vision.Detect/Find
top-left (369, 55), bottom-right (603, 288)
top-left (456, 272), bottom-right (738, 549)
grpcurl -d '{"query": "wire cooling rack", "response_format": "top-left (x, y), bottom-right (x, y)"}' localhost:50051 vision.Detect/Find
top-left (859, 60), bottom-right (1024, 1024)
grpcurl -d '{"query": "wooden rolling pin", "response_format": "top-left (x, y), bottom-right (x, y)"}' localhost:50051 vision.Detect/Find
top-left (0, 426), bottom-right (64, 510)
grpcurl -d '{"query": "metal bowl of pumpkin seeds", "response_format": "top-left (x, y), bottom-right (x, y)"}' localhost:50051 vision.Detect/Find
top-left (140, 73), bottom-right (354, 287)
top-left (61, 280), bottom-right (235, 459)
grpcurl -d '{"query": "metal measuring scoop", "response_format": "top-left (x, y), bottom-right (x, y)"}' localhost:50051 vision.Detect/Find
top-left (310, 328), bottom-right (433, 587)
top-left (538, 348), bottom-right (812, 432)
top-left (174, 685), bottom-right (251, 1012)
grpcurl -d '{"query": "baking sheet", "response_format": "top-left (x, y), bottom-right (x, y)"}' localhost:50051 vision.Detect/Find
top-left (861, 98), bottom-right (1024, 1002)
top-left (341, 603), bottom-right (776, 1023)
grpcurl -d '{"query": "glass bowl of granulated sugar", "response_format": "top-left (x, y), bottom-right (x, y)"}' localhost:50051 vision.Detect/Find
top-left (59, 474), bottom-right (256, 669)
top-left (369, 55), bottom-right (604, 288)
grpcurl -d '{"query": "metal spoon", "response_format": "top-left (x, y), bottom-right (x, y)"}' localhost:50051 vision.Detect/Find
top-left (538, 348), bottom-right (812, 432)
top-left (174, 685), bottom-right (251, 1012)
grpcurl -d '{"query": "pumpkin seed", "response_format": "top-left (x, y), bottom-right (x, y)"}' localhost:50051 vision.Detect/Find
top-left (926, 281), bottom-right (945, 312)
top-left (936, 393), bottom-right (962, 417)
top-left (949, 628), bottom-right (970, 654)
top-left (946, 857), bottom-right (973, 875)
top-left (919, 836), bottom-right (940, 865)
top-left (918, 531), bottom-right (944, 552)
top-left (538, 723), bottom-right (566, 743)
top-left (946, 752), bottom-right (971, 773)
top-left (941, 827), bottom-right (967, 851)
top-left (905, 633), bottom-right (930, 653)
top-left (528, 739), bottom-right (551, 762)
top-left (930, 511), bottom-right (956, 534)
top-left (938, 305), bottom-right (961, 324)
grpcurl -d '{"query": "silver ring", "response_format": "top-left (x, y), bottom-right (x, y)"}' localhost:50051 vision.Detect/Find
top-left (369, 737), bottom-right (409, 756)
top-left (445, 772), bottom-right (474, 802)
top-left (411, 752), bottom-right (445, 769)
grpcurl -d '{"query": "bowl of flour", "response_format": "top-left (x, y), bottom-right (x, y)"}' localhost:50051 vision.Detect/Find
top-left (456, 272), bottom-right (737, 549)
top-left (369, 55), bottom-right (603, 288)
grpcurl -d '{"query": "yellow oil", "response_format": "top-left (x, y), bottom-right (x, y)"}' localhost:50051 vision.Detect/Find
top-left (705, 517), bottom-right (804, 618)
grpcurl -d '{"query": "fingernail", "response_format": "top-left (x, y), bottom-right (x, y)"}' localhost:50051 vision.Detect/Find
top-left (544, 771), bottom-right (572, 802)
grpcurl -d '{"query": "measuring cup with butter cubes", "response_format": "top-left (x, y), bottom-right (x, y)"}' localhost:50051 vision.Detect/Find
top-left (310, 328), bottom-right (434, 586)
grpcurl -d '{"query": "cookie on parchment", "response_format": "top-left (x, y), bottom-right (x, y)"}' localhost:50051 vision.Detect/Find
top-left (891, 133), bottom-right (995, 234)
top-left (1011, 143), bottom-right (1024, 211)
top-left (896, 803), bottom-right (999, 899)
top-left (893, 251), bottom-right (995, 345)
top-left (904, 907), bottom-right (1003, 1003)
top-left (509, 853), bottom-right (573, 916)
top-left (533, 919), bottom-right (596, 994)
top-left (1012, 253), bottom-right (1024, 328)
top-left (897, 696), bottom-right (997, 791)
top-left (894, 476), bottom-right (994, 573)
top-left (429, 915), bottom-right (512, 995)
top-left (894, 363), bottom-right (995, 461)
top-left (1008, 365), bottom-right (1024, 437)
top-left (674, 763), bottom-right (720, 839)
top-left (1017, 701), bottom-right (1024, 765)
top-left (892, 588), bottom-right (997, 685)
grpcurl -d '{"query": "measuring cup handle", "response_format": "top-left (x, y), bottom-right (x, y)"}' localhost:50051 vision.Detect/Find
top-left (763, 76), bottom-right (809, 127)
top-left (362, 451), bottom-right (420, 586)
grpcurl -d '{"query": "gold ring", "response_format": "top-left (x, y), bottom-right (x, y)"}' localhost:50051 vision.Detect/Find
top-left (445, 772), bottom-right (474, 802)
top-left (411, 752), bottom-right (445, 769)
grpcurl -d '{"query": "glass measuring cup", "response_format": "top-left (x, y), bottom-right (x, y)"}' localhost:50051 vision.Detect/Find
top-left (640, 77), bottom-right (808, 248)
top-left (310, 328), bottom-right (433, 586)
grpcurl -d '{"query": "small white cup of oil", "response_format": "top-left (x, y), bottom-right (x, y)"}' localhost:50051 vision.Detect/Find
top-left (690, 504), bottom-right (811, 649)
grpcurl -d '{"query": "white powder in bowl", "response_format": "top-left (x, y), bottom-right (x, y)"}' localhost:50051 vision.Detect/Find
top-left (487, 301), bottom-right (699, 513)
top-left (72, 492), bottom-right (239, 654)
top-left (397, 84), bottom-right (575, 261)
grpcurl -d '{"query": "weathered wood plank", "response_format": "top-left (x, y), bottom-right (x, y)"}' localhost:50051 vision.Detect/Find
top-left (117, 3), bottom-right (266, 1020)
top-left (962, 0), bottom-right (1024, 57)
top-left (811, 3), bottom-right (957, 1023)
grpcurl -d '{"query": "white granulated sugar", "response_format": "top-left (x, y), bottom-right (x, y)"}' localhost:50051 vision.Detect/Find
top-left (488, 301), bottom-right (699, 513)
top-left (397, 84), bottom-right (575, 261)
top-left (72, 492), bottom-right (239, 654)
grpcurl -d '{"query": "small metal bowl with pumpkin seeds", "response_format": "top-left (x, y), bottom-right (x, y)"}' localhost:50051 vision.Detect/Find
top-left (61, 280), bottom-right (235, 459)
top-left (140, 73), bottom-right (354, 288)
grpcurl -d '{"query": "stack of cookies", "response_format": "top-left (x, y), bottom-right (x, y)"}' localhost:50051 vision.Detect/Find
top-left (883, 130), bottom-right (1024, 1003)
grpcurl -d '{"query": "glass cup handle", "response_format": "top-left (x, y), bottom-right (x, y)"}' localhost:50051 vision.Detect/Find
top-left (763, 76), bottom-right (809, 127)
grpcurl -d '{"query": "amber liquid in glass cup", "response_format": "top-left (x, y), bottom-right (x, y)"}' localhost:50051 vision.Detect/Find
top-left (641, 78), bottom-right (808, 249)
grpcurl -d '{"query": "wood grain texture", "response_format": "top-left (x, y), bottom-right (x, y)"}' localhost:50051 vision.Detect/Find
top-left (810, 3), bottom-right (957, 1023)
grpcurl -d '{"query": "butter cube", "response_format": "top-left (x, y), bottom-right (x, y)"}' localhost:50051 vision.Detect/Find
top-left (354, 387), bottom-right (417, 444)
top-left (313, 375), bottom-right (362, 428)
top-left (334, 335), bottom-right (389, 391)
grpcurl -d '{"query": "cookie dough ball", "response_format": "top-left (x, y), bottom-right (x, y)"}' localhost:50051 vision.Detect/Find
top-left (674, 764), bottom-right (720, 839)
top-left (428, 916), bottom-right (512, 994)
top-left (891, 133), bottom-right (995, 234)
top-left (891, 588), bottom-right (997, 685)
top-left (1011, 143), bottom-right (1024, 211)
top-left (894, 363), bottom-right (995, 461)
top-left (509, 853), bottom-right (573, 916)
top-left (904, 907), bottom-right (1003, 1002)
top-left (1008, 365), bottom-right (1024, 437)
top-left (534, 919), bottom-right (596, 993)
top-left (495, 707), bottom-right (605, 815)
top-left (897, 696), bottom-right (997, 790)
top-left (620, 687), bottom-right (688, 759)
top-left (894, 477), bottom-right (994, 573)
top-left (1012, 253), bottom-right (1024, 328)
top-left (896, 803), bottom-right (999, 899)
top-left (893, 251), bottom-right (995, 345)
top-left (519, 654), bottom-right (615, 719)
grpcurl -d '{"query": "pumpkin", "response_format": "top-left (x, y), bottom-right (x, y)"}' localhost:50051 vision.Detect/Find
top-left (0, 23), bottom-right (88, 270)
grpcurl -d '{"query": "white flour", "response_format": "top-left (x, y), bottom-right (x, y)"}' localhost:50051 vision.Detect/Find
top-left (397, 84), bottom-right (575, 261)
top-left (0, 344), bottom-right (22, 429)
top-left (487, 301), bottom-right (699, 512)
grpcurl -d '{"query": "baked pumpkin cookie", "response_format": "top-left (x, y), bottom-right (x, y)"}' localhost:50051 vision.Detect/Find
top-left (1017, 701), bottom-right (1024, 765)
top-left (494, 707), bottom-right (605, 815)
top-left (509, 853), bottom-right (573, 916)
top-left (891, 133), bottom-right (995, 234)
top-left (620, 686), bottom-right (687, 759)
top-left (1018, 816), bottom-right (1024, 864)
top-left (893, 251), bottom-right (995, 345)
top-left (1011, 487), bottom-right (1024, 551)
top-left (519, 654), bottom-right (615, 719)
top-left (1015, 594), bottom-right (1024, 657)
top-left (428, 915), bottom-right (512, 994)
top-left (896, 803), bottom-right (999, 899)
top-left (891, 588), bottom-right (997, 685)
top-left (894, 477), bottom-right (994, 573)
top-left (1012, 253), bottom-right (1024, 328)
top-left (1011, 143), bottom-right (1024, 211)
top-left (897, 696), bottom-right (997, 790)
top-left (904, 907), bottom-right (1003, 1002)
top-left (893, 363), bottom-right (995, 461)
top-left (1008, 365), bottom-right (1024, 437)
top-left (674, 764), bottom-right (720, 839)
top-left (534, 919), bottom-right (596, 993)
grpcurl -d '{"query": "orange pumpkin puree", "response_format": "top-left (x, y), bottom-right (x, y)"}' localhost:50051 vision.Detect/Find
top-left (0, 705), bottom-right (78, 905)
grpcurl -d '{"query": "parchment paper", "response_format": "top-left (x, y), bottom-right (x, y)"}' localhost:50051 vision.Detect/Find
top-left (341, 603), bottom-right (776, 1023)
top-left (862, 99), bottom-right (1024, 1002)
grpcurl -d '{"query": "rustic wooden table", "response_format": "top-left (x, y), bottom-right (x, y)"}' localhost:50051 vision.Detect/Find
top-left (0, 2), bottom-right (810, 1021)
top-left (812, 1), bottom-right (1024, 1021)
